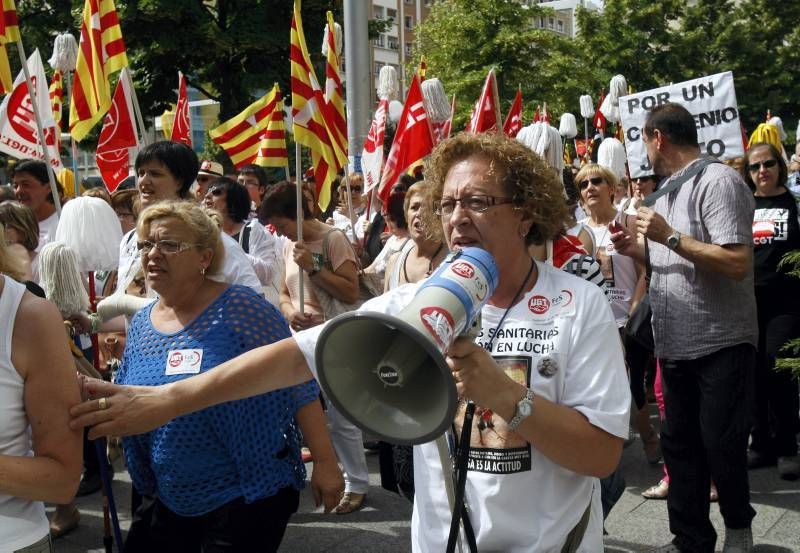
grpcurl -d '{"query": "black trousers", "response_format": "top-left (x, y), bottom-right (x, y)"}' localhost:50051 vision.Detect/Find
top-left (660, 343), bottom-right (756, 553)
top-left (751, 287), bottom-right (800, 458)
top-left (125, 487), bottom-right (300, 553)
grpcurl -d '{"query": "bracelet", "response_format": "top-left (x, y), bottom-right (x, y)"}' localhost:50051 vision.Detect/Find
top-left (88, 312), bottom-right (101, 334)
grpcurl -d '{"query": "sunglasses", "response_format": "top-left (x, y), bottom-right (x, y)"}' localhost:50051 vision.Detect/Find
top-left (349, 187), bottom-right (363, 193)
top-left (747, 159), bottom-right (778, 172)
top-left (209, 187), bottom-right (225, 196)
top-left (578, 176), bottom-right (605, 189)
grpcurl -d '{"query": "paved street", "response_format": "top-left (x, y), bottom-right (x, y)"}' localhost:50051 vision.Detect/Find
top-left (54, 410), bottom-right (800, 552)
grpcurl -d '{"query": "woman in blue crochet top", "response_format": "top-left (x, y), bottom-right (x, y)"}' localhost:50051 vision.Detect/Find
top-left (117, 201), bottom-right (343, 552)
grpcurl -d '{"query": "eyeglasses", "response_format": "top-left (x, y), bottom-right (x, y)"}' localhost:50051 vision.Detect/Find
top-left (747, 159), bottom-right (778, 172)
top-left (578, 176), bottom-right (605, 189)
top-left (433, 195), bottom-right (515, 216)
top-left (136, 240), bottom-right (198, 255)
top-left (209, 187), bottom-right (225, 196)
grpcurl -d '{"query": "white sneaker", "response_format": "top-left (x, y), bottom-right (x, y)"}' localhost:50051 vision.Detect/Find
top-left (722, 527), bottom-right (753, 553)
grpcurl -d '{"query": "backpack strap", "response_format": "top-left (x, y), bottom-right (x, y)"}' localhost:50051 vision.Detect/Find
top-left (239, 222), bottom-right (252, 254)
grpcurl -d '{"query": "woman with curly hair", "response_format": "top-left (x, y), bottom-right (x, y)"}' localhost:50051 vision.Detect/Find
top-left (74, 133), bottom-right (630, 552)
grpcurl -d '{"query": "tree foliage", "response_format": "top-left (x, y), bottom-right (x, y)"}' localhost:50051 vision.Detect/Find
top-left (413, 0), bottom-right (800, 136)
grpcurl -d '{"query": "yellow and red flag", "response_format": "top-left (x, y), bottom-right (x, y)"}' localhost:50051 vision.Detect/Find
top-left (69, 0), bottom-right (128, 142)
top-left (210, 84), bottom-right (280, 168)
top-left (49, 70), bottom-right (63, 126)
top-left (323, 11), bottom-right (347, 157)
top-left (418, 55), bottom-right (427, 81)
top-left (255, 96), bottom-right (289, 168)
top-left (291, 0), bottom-right (347, 210)
top-left (0, 0), bottom-right (20, 95)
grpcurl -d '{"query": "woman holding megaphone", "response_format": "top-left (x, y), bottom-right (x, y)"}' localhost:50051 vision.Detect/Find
top-left (71, 133), bottom-right (630, 552)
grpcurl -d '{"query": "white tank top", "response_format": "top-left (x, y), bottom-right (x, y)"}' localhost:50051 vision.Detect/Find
top-left (0, 276), bottom-right (49, 551)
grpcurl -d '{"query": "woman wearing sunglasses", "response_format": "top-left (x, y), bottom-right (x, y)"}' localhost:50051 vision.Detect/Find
top-left (741, 142), bottom-right (800, 480)
top-left (203, 178), bottom-right (283, 306)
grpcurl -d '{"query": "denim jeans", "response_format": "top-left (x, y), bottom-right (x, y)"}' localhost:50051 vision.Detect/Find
top-left (660, 343), bottom-right (756, 553)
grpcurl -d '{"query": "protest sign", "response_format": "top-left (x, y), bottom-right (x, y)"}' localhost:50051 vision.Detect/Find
top-left (619, 71), bottom-right (742, 178)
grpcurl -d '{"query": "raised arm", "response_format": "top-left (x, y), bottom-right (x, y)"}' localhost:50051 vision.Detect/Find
top-left (71, 336), bottom-right (315, 440)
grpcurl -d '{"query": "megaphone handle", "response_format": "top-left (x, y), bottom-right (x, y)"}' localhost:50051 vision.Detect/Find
top-left (446, 402), bottom-right (479, 553)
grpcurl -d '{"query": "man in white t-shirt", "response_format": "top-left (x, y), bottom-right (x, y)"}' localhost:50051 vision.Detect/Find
top-left (12, 159), bottom-right (62, 257)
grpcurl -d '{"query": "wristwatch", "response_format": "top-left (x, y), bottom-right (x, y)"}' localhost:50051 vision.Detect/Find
top-left (508, 388), bottom-right (535, 432)
top-left (666, 230), bottom-right (681, 251)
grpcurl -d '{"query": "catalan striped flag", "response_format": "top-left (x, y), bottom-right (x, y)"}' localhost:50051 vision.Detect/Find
top-left (255, 95), bottom-right (289, 168)
top-left (69, 0), bottom-right (128, 142)
top-left (323, 11), bottom-right (347, 157)
top-left (418, 55), bottom-right (426, 81)
top-left (210, 83), bottom-right (280, 168)
top-left (0, 0), bottom-right (20, 43)
top-left (291, 0), bottom-right (347, 210)
top-left (0, 0), bottom-right (20, 95)
top-left (49, 70), bottom-right (63, 126)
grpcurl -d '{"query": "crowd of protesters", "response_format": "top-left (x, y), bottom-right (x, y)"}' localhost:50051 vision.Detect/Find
top-left (0, 102), bottom-right (798, 553)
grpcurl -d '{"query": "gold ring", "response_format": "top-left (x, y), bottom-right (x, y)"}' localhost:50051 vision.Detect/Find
top-left (98, 397), bottom-right (108, 410)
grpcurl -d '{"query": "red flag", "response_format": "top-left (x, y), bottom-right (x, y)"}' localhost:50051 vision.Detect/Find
top-left (362, 98), bottom-right (388, 193)
top-left (378, 75), bottom-right (433, 201)
top-left (440, 94), bottom-right (456, 141)
top-left (466, 69), bottom-right (501, 134)
top-left (593, 90), bottom-right (607, 135)
top-left (503, 87), bottom-right (523, 138)
top-left (170, 71), bottom-right (191, 147)
top-left (96, 70), bottom-right (136, 193)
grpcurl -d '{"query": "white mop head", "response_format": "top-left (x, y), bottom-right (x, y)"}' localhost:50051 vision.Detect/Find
top-left (421, 78), bottom-right (450, 124)
top-left (55, 197), bottom-right (123, 272)
top-left (388, 100), bottom-right (404, 123)
top-left (48, 33), bottom-right (79, 73)
top-left (599, 75), bottom-right (627, 124)
top-left (579, 95), bottom-right (594, 119)
top-left (597, 138), bottom-right (628, 181)
top-left (321, 21), bottom-right (343, 57)
top-left (766, 115), bottom-right (788, 142)
top-left (559, 113), bottom-right (577, 139)
top-left (38, 241), bottom-right (89, 317)
top-left (377, 65), bottom-right (399, 101)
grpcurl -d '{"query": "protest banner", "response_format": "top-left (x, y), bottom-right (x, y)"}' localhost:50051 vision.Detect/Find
top-left (619, 71), bottom-right (743, 178)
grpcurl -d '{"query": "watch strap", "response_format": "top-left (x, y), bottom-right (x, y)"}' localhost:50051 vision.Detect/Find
top-left (508, 388), bottom-right (535, 432)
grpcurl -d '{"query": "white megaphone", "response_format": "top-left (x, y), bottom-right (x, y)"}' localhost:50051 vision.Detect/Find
top-left (315, 247), bottom-right (498, 445)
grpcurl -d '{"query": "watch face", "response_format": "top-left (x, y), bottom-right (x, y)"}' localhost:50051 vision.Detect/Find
top-left (519, 400), bottom-right (532, 417)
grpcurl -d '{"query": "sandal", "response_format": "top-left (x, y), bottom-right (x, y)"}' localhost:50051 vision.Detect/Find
top-left (333, 492), bottom-right (365, 515)
top-left (50, 504), bottom-right (80, 539)
top-left (642, 479), bottom-right (669, 500)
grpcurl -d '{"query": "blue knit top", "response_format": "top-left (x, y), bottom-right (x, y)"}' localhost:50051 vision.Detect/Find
top-left (118, 285), bottom-right (319, 516)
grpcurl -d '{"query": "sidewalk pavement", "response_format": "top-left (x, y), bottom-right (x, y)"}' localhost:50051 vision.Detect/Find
top-left (54, 427), bottom-right (800, 552)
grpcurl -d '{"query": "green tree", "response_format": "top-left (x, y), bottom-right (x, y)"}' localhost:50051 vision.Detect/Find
top-left (575, 0), bottom-right (684, 94)
top-left (413, 0), bottom-right (597, 129)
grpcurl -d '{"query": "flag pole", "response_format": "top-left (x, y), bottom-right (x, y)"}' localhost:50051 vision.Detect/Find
top-left (295, 141), bottom-right (304, 310)
top-left (127, 70), bottom-right (149, 146)
top-left (66, 75), bottom-right (81, 197)
top-left (14, 42), bottom-right (62, 214)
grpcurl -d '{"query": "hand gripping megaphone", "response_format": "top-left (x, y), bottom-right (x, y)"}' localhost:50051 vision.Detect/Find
top-left (315, 247), bottom-right (498, 445)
